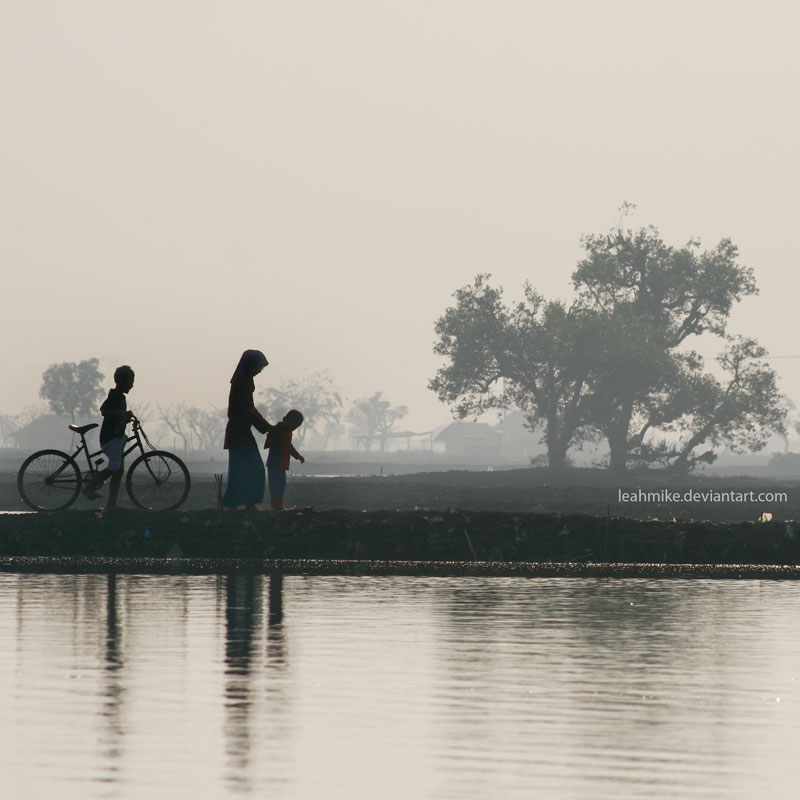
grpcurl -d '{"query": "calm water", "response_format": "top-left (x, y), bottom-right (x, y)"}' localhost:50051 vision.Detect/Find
top-left (1, 574), bottom-right (799, 799)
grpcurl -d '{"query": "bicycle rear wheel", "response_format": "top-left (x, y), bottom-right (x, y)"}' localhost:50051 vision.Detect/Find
top-left (126, 451), bottom-right (190, 511)
top-left (17, 450), bottom-right (82, 511)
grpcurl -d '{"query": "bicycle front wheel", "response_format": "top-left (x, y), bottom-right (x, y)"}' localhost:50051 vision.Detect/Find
top-left (17, 450), bottom-right (82, 511)
top-left (126, 451), bottom-right (190, 511)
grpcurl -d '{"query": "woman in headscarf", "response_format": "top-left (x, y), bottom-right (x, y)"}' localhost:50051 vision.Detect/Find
top-left (223, 349), bottom-right (271, 508)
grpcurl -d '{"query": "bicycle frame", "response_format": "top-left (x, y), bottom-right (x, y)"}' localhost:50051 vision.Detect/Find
top-left (69, 417), bottom-right (148, 478)
top-left (19, 415), bottom-right (191, 512)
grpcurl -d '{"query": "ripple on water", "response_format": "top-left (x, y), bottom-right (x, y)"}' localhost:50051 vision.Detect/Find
top-left (1, 574), bottom-right (800, 799)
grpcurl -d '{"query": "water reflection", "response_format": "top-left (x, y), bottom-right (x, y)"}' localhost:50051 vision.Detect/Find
top-left (267, 572), bottom-right (286, 668)
top-left (222, 572), bottom-right (289, 794)
top-left (99, 574), bottom-right (125, 784)
top-left (269, 571), bottom-right (284, 627)
top-left (3, 575), bottom-right (800, 799)
top-left (223, 574), bottom-right (261, 792)
top-left (428, 579), bottom-right (798, 798)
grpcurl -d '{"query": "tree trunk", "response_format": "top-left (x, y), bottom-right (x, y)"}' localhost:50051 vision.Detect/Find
top-left (607, 397), bottom-right (634, 473)
top-left (547, 446), bottom-right (568, 472)
top-left (672, 423), bottom-right (715, 472)
top-left (544, 420), bottom-right (569, 472)
top-left (607, 423), bottom-right (629, 474)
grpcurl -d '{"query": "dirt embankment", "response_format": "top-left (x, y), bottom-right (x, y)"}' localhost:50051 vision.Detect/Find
top-left (0, 507), bottom-right (799, 567)
top-left (1, 467), bottom-right (800, 568)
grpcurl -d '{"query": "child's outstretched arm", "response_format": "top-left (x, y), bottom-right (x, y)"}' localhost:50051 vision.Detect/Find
top-left (290, 445), bottom-right (304, 464)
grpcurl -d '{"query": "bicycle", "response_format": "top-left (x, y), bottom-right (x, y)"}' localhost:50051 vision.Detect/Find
top-left (17, 416), bottom-right (191, 512)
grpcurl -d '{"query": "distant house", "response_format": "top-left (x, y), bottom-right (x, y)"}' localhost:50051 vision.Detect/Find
top-left (435, 421), bottom-right (502, 462)
top-left (10, 415), bottom-right (97, 453)
top-left (494, 410), bottom-right (545, 462)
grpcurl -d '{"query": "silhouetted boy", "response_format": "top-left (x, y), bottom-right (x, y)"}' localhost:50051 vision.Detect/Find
top-left (83, 365), bottom-right (135, 509)
top-left (264, 410), bottom-right (305, 510)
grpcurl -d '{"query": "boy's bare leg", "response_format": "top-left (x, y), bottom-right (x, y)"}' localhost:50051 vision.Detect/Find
top-left (105, 470), bottom-right (123, 510)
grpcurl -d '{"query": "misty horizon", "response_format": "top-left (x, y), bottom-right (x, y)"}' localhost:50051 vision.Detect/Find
top-left (3, 2), bottom-right (798, 435)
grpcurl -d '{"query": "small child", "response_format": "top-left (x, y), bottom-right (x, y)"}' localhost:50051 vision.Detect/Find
top-left (264, 409), bottom-right (305, 510)
top-left (83, 365), bottom-right (135, 509)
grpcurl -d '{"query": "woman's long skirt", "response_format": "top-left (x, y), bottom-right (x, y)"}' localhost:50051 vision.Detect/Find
top-left (223, 442), bottom-right (266, 507)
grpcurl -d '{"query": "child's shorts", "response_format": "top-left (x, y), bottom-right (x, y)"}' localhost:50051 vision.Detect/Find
top-left (101, 436), bottom-right (126, 472)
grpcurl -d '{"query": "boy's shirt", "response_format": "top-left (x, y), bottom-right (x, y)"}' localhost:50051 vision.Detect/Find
top-left (99, 388), bottom-right (128, 444)
top-left (265, 428), bottom-right (299, 471)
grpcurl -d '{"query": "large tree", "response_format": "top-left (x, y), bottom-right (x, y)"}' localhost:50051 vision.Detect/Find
top-left (430, 211), bottom-right (785, 472)
top-left (39, 358), bottom-right (105, 422)
top-left (429, 275), bottom-right (602, 470)
top-left (573, 209), bottom-right (760, 470)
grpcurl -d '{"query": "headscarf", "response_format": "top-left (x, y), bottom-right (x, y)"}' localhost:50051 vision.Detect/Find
top-left (230, 349), bottom-right (269, 382)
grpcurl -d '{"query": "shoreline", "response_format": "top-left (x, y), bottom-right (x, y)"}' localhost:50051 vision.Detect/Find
top-left (4, 467), bottom-right (800, 576)
top-left (0, 507), bottom-right (798, 569)
top-left (1, 555), bottom-right (798, 579)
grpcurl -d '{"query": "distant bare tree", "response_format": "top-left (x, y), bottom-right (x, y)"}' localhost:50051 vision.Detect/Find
top-left (0, 414), bottom-right (18, 447)
top-left (348, 392), bottom-right (408, 450)
top-left (128, 401), bottom-right (154, 426)
top-left (158, 404), bottom-right (191, 452)
top-left (184, 406), bottom-right (227, 451)
top-left (258, 371), bottom-right (343, 447)
top-left (16, 404), bottom-right (50, 426)
top-left (318, 419), bottom-right (347, 451)
top-left (158, 404), bottom-right (226, 452)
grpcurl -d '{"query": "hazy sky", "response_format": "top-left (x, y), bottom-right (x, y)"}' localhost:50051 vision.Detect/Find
top-left (2, 1), bottom-right (798, 431)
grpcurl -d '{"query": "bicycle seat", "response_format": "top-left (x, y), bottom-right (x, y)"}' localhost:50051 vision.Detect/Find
top-left (69, 423), bottom-right (99, 434)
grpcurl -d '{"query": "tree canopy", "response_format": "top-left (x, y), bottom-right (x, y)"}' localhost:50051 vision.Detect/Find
top-left (429, 276), bottom-right (601, 469)
top-left (39, 359), bottom-right (105, 422)
top-left (430, 209), bottom-right (785, 472)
